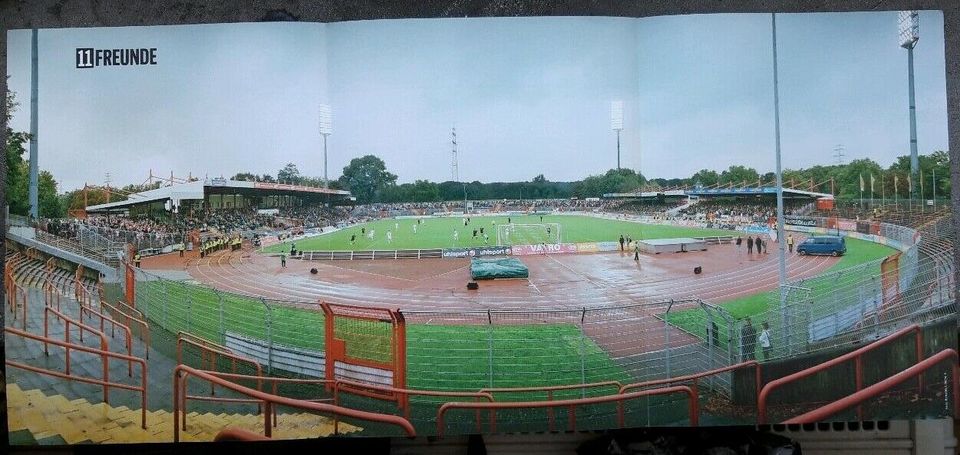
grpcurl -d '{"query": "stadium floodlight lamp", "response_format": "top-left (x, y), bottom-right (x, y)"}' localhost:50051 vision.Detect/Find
top-left (319, 104), bottom-right (333, 188)
top-left (611, 101), bottom-right (624, 170)
top-left (898, 11), bottom-right (919, 49)
top-left (318, 104), bottom-right (333, 136)
top-left (611, 101), bottom-right (624, 131)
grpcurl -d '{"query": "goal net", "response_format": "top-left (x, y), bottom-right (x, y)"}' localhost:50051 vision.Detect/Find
top-left (497, 223), bottom-right (561, 246)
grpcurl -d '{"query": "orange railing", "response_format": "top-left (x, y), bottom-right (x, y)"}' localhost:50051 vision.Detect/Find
top-left (173, 365), bottom-right (416, 442)
top-left (101, 300), bottom-right (151, 359)
top-left (784, 349), bottom-right (959, 424)
top-left (176, 332), bottom-right (263, 382)
top-left (43, 280), bottom-right (63, 311)
top-left (183, 371), bottom-right (333, 430)
top-left (334, 379), bottom-right (494, 433)
top-left (43, 306), bottom-right (110, 398)
top-left (176, 331), bottom-right (264, 411)
top-left (758, 324), bottom-right (924, 423)
top-left (478, 381), bottom-right (622, 431)
top-left (7, 281), bottom-right (28, 330)
top-left (436, 385), bottom-right (698, 438)
top-left (5, 326), bottom-right (148, 429)
top-left (78, 304), bottom-right (135, 376)
top-left (620, 361), bottom-right (762, 407)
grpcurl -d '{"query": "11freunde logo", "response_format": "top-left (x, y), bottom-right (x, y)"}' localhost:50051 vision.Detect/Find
top-left (76, 48), bottom-right (158, 68)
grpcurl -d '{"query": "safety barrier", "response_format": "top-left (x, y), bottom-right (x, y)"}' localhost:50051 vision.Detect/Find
top-left (4, 326), bottom-right (148, 429)
top-left (43, 306), bottom-right (111, 397)
top-left (100, 300), bottom-right (151, 359)
top-left (620, 361), bottom-right (761, 404)
top-left (176, 332), bottom-right (264, 400)
top-left (300, 248), bottom-right (444, 260)
top-left (784, 348), bottom-right (959, 424)
top-left (334, 378), bottom-right (494, 433)
top-left (758, 324), bottom-right (924, 423)
top-left (435, 385), bottom-right (698, 438)
top-left (477, 381), bottom-right (622, 432)
top-left (78, 305), bottom-right (135, 376)
top-left (173, 365), bottom-right (416, 441)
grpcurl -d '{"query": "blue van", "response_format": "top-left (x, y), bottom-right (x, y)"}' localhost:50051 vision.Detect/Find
top-left (796, 235), bottom-right (846, 257)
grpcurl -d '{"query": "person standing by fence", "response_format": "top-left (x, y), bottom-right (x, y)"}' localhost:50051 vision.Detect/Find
top-left (740, 317), bottom-right (756, 361)
top-left (280, 253), bottom-right (286, 268)
top-left (759, 322), bottom-right (772, 360)
top-left (787, 234), bottom-right (794, 254)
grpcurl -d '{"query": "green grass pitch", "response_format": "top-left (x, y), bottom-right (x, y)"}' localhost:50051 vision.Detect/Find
top-left (263, 214), bottom-right (735, 252)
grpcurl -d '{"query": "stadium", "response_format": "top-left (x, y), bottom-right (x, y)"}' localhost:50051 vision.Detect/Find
top-left (3, 10), bottom-right (956, 452)
top-left (4, 174), bottom-right (957, 444)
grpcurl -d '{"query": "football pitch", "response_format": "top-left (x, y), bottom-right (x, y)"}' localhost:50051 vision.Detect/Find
top-left (263, 214), bottom-right (734, 252)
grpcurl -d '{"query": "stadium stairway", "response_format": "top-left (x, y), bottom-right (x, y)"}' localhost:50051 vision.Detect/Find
top-left (6, 383), bottom-right (358, 444)
top-left (5, 253), bottom-right (361, 444)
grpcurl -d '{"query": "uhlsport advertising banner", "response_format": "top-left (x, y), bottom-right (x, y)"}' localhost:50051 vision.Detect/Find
top-left (442, 246), bottom-right (512, 258)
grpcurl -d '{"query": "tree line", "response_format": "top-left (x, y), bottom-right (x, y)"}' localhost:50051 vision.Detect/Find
top-left (3, 85), bottom-right (952, 217)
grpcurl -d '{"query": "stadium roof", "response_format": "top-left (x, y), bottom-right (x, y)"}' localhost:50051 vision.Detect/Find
top-left (86, 178), bottom-right (352, 213)
top-left (604, 187), bottom-right (833, 199)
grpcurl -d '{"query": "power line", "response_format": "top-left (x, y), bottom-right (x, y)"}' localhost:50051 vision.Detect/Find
top-left (833, 144), bottom-right (845, 165)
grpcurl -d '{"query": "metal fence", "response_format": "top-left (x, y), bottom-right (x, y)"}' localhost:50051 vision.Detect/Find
top-left (726, 214), bottom-right (955, 363)
top-left (77, 224), bottom-right (179, 253)
top-left (123, 212), bottom-right (956, 430)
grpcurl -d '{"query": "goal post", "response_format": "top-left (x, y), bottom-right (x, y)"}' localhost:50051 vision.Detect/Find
top-left (497, 223), bottom-right (561, 246)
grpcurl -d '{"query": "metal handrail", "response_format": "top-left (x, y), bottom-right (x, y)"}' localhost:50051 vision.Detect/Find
top-left (100, 300), bottom-right (151, 358)
top-left (173, 365), bottom-right (416, 441)
top-left (758, 324), bottom-right (923, 423)
top-left (436, 385), bottom-right (698, 438)
top-left (4, 326), bottom-right (148, 429)
top-left (783, 349), bottom-right (959, 423)
top-left (619, 361), bottom-right (761, 405)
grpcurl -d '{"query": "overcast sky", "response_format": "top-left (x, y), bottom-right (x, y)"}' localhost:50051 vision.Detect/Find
top-left (5, 12), bottom-right (948, 192)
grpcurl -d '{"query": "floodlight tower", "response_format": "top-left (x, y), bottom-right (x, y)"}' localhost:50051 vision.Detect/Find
top-left (28, 29), bottom-right (39, 220)
top-left (451, 127), bottom-right (459, 182)
top-left (772, 14), bottom-right (789, 352)
top-left (611, 101), bottom-right (624, 171)
top-left (319, 104), bottom-right (333, 188)
top-left (899, 11), bottom-right (920, 200)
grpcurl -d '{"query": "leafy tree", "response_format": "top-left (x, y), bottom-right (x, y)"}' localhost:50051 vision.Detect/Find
top-left (5, 87), bottom-right (30, 216)
top-left (887, 151), bottom-right (950, 200)
top-left (337, 155), bottom-right (398, 203)
top-left (690, 169), bottom-right (719, 187)
top-left (232, 172), bottom-right (257, 181)
top-left (260, 174), bottom-right (276, 183)
top-left (532, 174), bottom-right (547, 184)
top-left (38, 170), bottom-right (62, 218)
top-left (839, 158), bottom-right (884, 199)
top-left (277, 163), bottom-right (301, 184)
top-left (719, 165), bottom-right (760, 186)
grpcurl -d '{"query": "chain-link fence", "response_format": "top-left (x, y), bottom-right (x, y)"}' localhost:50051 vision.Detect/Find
top-left (725, 214), bottom-right (955, 363)
top-left (79, 224), bottom-right (180, 253)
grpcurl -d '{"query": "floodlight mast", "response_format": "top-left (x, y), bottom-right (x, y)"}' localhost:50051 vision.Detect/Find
top-left (772, 14), bottom-right (789, 351)
top-left (899, 11), bottom-right (920, 200)
top-left (611, 101), bottom-right (624, 171)
top-left (319, 104), bottom-right (333, 189)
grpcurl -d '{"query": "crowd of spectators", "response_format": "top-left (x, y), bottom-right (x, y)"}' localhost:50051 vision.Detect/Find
top-left (676, 199), bottom-right (810, 224)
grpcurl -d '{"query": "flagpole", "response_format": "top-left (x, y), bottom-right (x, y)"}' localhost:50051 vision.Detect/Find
top-left (881, 172), bottom-right (885, 207)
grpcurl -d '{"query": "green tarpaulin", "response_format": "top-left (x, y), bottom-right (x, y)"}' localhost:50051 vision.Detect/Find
top-left (470, 257), bottom-right (529, 280)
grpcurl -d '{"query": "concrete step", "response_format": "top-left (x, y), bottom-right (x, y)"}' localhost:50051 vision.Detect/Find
top-left (6, 383), bottom-right (362, 445)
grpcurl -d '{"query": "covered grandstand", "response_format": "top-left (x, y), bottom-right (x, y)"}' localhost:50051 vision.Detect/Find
top-left (83, 178), bottom-right (354, 218)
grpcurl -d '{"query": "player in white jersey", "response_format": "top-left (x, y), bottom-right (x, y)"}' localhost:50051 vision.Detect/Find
top-left (453, 230), bottom-right (459, 242)
top-left (386, 231), bottom-right (393, 243)
top-left (413, 224), bottom-right (418, 234)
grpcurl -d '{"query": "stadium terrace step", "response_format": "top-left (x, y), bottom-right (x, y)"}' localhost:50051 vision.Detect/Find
top-left (6, 383), bottom-right (361, 444)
